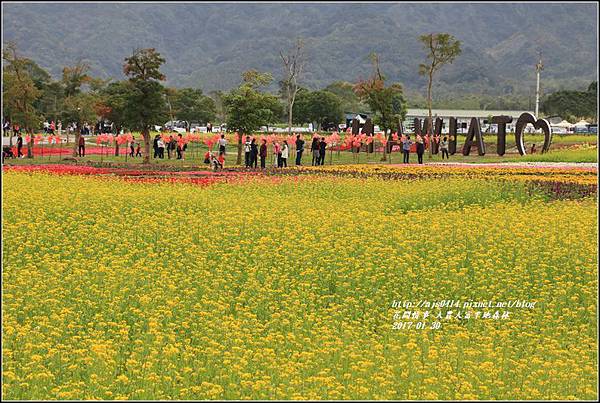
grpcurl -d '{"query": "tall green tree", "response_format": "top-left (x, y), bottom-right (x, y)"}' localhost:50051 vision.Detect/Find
top-left (291, 87), bottom-right (312, 125)
top-left (224, 70), bottom-right (283, 164)
top-left (418, 33), bottom-right (462, 157)
top-left (2, 42), bottom-right (42, 156)
top-left (122, 48), bottom-right (168, 163)
top-left (324, 81), bottom-right (367, 113)
top-left (170, 88), bottom-right (216, 127)
top-left (541, 81), bottom-right (597, 121)
top-left (354, 53), bottom-right (407, 160)
top-left (99, 81), bottom-right (132, 155)
top-left (59, 62), bottom-right (100, 156)
top-left (293, 89), bottom-right (343, 129)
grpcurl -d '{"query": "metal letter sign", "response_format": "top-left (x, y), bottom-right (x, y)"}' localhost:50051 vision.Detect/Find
top-left (514, 112), bottom-right (552, 155)
top-left (491, 115), bottom-right (512, 156)
top-left (462, 118), bottom-right (485, 156)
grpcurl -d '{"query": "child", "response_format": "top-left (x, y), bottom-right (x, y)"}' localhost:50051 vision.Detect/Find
top-left (135, 141), bottom-right (142, 157)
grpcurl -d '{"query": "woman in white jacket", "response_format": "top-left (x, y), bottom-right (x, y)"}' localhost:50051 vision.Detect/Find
top-left (280, 140), bottom-right (289, 167)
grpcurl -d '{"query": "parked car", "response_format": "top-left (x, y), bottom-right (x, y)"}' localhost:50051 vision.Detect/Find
top-left (164, 120), bottom-right (188, 133)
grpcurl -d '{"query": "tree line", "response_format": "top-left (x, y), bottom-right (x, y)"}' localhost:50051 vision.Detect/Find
top-left (7, 32), bottom-right (593, 164)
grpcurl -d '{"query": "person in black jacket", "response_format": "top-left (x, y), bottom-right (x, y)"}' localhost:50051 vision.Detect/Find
top-left (318, 137), bottom-right (326, 165)
top-left (416, 134), bottom-right (425, 164)
top-left (295, 134), bottom-right (305, 166)
top-left (250, 138), bottom-right (258, 168)
top-left (311, 137), bottom-right (319, 166)
top-left (17, 133), bottom-right (23, 158)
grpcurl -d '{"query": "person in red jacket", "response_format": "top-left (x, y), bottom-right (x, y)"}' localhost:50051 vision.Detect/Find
top-left (259, 139), bottom-right (267, 169)
top-left (78, 135), bottom-right (85, 157)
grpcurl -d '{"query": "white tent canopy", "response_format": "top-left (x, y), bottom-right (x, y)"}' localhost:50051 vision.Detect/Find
top-left (574, 120), bottom-right (590, 127)
top-left (552, 120), bottom-right (574, 128)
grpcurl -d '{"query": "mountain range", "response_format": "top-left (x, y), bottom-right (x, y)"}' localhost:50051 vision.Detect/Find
top-left (3, 2), bottom-right (598, 98)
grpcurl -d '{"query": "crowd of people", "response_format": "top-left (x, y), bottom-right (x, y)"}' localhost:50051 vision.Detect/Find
top-left (400, 134), bottom-right (453, 164)
top-left (2, 115), bottom-right (462, 166)
top-left (152, 133), bottom-right (188, 160)
top-left (198, 134), bottom-right (334, 171)
top-left (239, 134), bottom-right (329, 169)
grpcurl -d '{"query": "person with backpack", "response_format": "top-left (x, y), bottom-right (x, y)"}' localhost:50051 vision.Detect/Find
top-left (295, 134), bottom-right (305, 166)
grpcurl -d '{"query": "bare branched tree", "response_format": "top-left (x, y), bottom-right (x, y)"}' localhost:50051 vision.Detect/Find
top-left (280, 38), bottom-right (305, 135)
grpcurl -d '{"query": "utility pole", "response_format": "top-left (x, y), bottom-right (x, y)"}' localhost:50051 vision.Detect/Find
top-left (535, 53), bottom-right (543, 117)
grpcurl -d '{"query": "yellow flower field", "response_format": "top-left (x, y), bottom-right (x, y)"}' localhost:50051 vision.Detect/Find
top-left (2, 170), bottom-right (598, 400)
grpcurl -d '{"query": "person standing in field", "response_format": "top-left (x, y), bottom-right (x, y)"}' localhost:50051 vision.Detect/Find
top-left (402, 135), bottom-right (412, 164)
top-left (78, 134), bottom-right (85, 157)
top-left (153, 134), bottom-right (160, 158)
top-left (130, 137), bottom-right (136, 157)
top-left (165, 136), bottom-right (171, 159)
top-left (244, 135), bottom-right (252, 167)
top-left (416, 134), bottom-right (425, 164)
top-left (311, 136), bottom-right (319, 166)
top-left (295, 134), bottom-right (305, 166)
top-left (280, 140), bottom-right (289, 167)
top-left (16, 132), bottom-right (23, 158)
top-left (136, 140), bottom-right (142, 157)
top-left (157, 137), bottom-right (165, 159)
top-left (176, 134), bottom-right (184, 160)
top-left (3, 119), bottom-right (10, 136)
top-left (250, 138), bottom-right (258, 168)
top-left (318, 137), bottom-right (326, 165)
top-left (259, 138), bottom-right (267, 169)
top-left (273, 141), bottom-right (281, 167)
top-left (440, 136), bottom-right (449, 160)
top-left (218, 134), bottom-right (227, 155)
